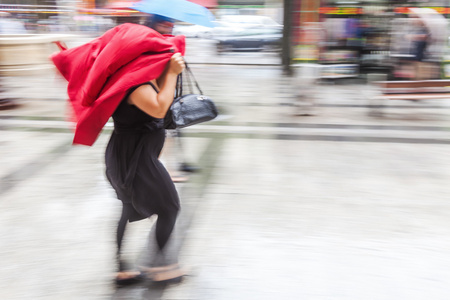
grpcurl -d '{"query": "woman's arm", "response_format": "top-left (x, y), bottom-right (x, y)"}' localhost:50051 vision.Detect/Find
top-left (128, 53), bottom-right (185, 119)
top-left (156, 65), bottom-right (168, 88)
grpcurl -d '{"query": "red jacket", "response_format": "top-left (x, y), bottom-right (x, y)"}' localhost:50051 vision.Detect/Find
top-left (51, 23), bottom-right (186, 146)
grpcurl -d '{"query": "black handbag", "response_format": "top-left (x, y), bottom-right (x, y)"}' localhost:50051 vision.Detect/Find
top-left (164, 64), bottom-right (218, 129)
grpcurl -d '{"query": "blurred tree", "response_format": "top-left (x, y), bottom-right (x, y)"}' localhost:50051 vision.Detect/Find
top-left (282, 0), bottom-right (292, 75)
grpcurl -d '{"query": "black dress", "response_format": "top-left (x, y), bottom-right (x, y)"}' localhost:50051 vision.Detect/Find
top-left (105, 83), bottom-right (180, 222)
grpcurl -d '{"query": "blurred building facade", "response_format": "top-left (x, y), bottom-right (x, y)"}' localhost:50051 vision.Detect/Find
top-left (1, 0), bottom-right (450, 80)
top-left (290, 0), bottom-right (450, 80)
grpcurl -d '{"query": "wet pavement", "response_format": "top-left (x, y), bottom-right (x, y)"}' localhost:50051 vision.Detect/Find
top-left (1, 43), bottom-right (450, 299)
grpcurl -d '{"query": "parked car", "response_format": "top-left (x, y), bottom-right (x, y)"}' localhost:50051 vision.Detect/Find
top-left (218, 15), bottom-right (282, 31)
top-left (209, 21), bottom-right (244, 37)
top-left (212, 16), bottom-right (282, 38)
top-left (216, 28), bottom-right (282, 53)
top-left (212, 15), bottom-right (283, 53)
top-left (173, 24), bottom-right (214, 38)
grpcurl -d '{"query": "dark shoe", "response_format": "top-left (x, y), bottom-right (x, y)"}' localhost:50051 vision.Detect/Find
top-left (0, 99), bottom-right (19, 110)
top-left (115, 271), bottom-right (146, 287)
top-left (180, 163), bottom-right (200, 173)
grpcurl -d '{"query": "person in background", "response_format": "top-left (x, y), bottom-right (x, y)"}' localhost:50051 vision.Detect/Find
top-left (408, 15), bottom-right (432, 79)
top-left (144, 14), bottom-right (200, 182)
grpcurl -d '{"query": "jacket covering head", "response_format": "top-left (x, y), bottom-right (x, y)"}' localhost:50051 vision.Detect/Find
top-left (51, 23), bottom-right (186, 146)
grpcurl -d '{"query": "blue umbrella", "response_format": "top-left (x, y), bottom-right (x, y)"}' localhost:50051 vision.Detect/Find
top-left (131, 0), bottom-right (216, 28)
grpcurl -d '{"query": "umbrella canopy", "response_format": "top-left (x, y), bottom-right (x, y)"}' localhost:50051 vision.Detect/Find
top-left (131, 0), bottom-right (215, 27)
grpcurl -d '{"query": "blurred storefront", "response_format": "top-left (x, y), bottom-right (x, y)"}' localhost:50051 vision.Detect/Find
top-left (290, 0), bottom-right (450, 80)
top-left (1, 0), bottom-right (449, 80)
top-left (390, 5), bottom-right (449, 79)
top-left (291, 0), bottom-right (392, 79)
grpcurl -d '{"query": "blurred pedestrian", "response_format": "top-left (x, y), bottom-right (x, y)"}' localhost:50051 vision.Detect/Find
top-left (145, 14), bottom-right (200, 182)
top-left (108, 51), bottom-right (186, 287)
top-left (409, 16), bottom-right (431, 79)
top-left (410, 16), bottom-right (430, 62)
top-left (51, 23), bottom-right (187, 287)
top-left (0, 78), bottom-right (18, 110)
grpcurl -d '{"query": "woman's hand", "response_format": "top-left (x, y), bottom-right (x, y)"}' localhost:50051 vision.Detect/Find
top-left (129, 53), bottom-right (185, 118)
top-left (168, 53), bottom-right (185, 75)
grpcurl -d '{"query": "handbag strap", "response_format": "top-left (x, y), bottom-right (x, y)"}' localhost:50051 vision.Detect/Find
top-left (175, 61), bottom-right (203, 97)
top-left (175, 72), bottom-right (183, 98)
top-left (185, 62), bottom-right (203, 95)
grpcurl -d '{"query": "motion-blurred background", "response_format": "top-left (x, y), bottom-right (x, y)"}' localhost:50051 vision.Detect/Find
top-left (2, 0), bottom-right (450, 78)
top-left (2, 1), bottom-right (450, 299)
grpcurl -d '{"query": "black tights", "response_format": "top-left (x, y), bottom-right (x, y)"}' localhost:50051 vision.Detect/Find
top-left (116, 204), bottom-right (177, 271)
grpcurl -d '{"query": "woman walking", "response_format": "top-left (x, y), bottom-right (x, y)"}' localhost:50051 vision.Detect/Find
top-left (51, 23), bottom-right (187, 287)
top-left (107, 52), bottom-right (185, 286)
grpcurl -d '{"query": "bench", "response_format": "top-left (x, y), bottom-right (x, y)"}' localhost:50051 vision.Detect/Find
top-left (370, 79), bottom-right (450, 116)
